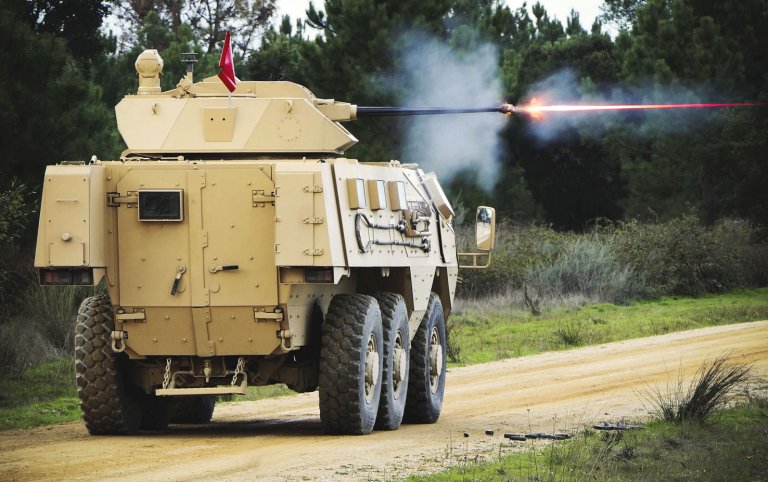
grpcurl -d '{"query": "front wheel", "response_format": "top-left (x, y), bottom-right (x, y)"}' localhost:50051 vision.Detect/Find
top-left (404, 293), bottom-right (446, 424)
top-left (319, 294), bottom-right (383, 435)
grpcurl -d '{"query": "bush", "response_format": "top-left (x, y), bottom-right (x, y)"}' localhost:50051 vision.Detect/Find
top-left (456, 223), bottom-right (564, 298)
top-left (0, 319), bottom-right (65, 374)
top-left (612, 216), bottom-right (754, 296)
top-left (0, 280), bottom-right (96, 372)
top-left (456, 214), bottom-right (765, 304)
top-left (644, 354), bottom-right (752, 423)
top-left (524, 234), bottom-right (646, 304)
top-left (0, 179), bottom-right (36, 316)
top-left (19, 284), bottom-right (94, 353)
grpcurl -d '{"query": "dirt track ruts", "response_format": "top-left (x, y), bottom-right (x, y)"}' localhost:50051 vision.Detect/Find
top-left (1, 321), bottom-right (766, 481)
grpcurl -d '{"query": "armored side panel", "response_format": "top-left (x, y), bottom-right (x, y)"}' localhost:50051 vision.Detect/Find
top-left (35, 165), bottom-right (107, 274)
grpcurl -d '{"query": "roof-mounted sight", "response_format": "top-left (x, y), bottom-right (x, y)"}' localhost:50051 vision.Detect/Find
top-left (135, 49), bottom-right (163, 95)
top-left (181, 52), bottom-right (198, 82)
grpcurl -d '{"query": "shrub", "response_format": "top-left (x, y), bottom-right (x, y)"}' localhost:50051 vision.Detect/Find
top-left (456, 214), bottom-right (765, 303)
top-left (644, 354), bottom-right (752, 423)
top-left (612, 215), bottom-right (750, 296)
top-left (19, 284), bottom-right (94, 354)
top-left (0, 179), bottom-right (36, 316)
top-left (554, 321), bottom-right (585, 346)
top-left (0, 279), bottom-right (96, 372)
top-left (456, 223), bottom-right (564, 298)
top-left (0, 319), bottom-right (65, 374)
top-left (523, 234), bottom-right (646, 304)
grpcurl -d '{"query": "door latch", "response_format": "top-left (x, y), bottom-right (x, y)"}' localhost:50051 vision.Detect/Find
top-left (171, 265), bottom-right (186, 295)
top-left (209, 264), bottom-right (239, 273)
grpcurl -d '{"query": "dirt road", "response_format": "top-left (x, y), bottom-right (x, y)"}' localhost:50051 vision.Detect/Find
top-left (2, 321), bottom-right (766, 481)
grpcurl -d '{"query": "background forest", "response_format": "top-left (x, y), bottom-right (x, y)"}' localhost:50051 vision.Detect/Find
top-left (0, 0), bottom-right (767, 368)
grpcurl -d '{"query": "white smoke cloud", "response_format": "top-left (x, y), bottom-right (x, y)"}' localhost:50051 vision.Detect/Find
top-left (390, 32), bottom-right (507, 188)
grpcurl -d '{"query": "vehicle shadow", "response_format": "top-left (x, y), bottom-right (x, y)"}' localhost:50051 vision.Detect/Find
top-left (139, 416), bottom-right (327, 439)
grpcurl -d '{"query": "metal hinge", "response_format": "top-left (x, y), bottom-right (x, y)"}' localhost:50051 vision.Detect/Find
top-left (303, 248), bottom-right (324, 256)
top-left (115, 311), bottom-right (146, 322)
top-left (252, 190), bottom-right (276, 207)
top-left (302, 216), bottom-right (324, 224)
top-left (254, 309), bottom-right (284, 322)
top-left (107, 192), bottom-right (138, 207)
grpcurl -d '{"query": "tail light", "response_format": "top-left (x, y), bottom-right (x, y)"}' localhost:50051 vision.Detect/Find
top-left (39, 268), bottom-right (94, 285)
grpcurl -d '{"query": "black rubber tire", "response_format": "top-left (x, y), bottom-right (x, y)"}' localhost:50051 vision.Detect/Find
top-left (404, 292), bottom-right (446, 424)
top-left (74, 295), bottom-right (142, 435)
top-left (170, 396), bottom-right (216, 424)
top-left (318, 294), bottom-right (383, 435)
top-left (140, 394), bottom-right (171, 430)
top-left (373, 292), bottom-right (410, 430)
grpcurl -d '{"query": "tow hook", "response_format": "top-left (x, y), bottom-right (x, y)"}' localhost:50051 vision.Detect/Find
top-left (111, 330), bottom-right (127, 353)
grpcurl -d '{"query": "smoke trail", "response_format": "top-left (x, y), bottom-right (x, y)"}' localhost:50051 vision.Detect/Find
top-left (389, 31), bottom-right (506, 188)
top-left (521, 69), bottom-right (736, 142)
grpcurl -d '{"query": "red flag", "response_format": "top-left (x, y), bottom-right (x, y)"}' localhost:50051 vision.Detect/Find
top-left (218, 32), bottom-right (237, 92)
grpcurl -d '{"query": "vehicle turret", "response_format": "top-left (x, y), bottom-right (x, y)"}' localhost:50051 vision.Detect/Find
top-left (118, 50), bottom-right (512, 159)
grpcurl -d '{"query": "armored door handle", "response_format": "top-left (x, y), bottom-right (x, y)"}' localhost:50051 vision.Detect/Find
top-left (209, 264), bottom-right (239, 273)
top-left (170, 265), bottom-right (186, 295)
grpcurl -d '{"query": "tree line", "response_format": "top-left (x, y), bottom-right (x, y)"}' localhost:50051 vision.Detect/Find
top-left (1, 0), bottom-right (767, 233)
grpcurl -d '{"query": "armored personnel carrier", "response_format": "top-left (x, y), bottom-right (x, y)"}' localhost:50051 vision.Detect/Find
top-left (34, 49), bottom-right (496, 435)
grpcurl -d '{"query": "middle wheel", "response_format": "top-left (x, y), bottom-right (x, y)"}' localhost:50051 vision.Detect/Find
top-left (319, 294), bottom-right (384, 435)
top-left (373, 292), bottom-right (410, 430)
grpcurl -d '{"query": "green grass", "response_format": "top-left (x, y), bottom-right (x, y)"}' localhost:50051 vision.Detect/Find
top-left (448, 288), bottom-right (768, 365)
top-left (409, 396), bottom-right (768, 481)
top-left (0, 357), bottom-right (79, 430)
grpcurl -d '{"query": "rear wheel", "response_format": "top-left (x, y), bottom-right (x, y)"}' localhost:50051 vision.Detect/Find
top-left (170, 396), bottom-right (216, 424)
top-left (319, 294), bottom-right (383, 434)
top-left (140, 394), bottom-right (171, 430)
top-left (373, 292), bottom-right (410, 430)
top-left (75, 295), bottom-right (142, 435)
top-left (404, 293), bottom-right (446, 424)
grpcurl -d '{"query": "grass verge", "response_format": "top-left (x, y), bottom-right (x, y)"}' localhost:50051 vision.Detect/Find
top-left (0, 358), bottom-right (78, 431)
top-left (448, 288), bottom-right (768, 364)
top-left (409, 394), bottom-right (768, 481)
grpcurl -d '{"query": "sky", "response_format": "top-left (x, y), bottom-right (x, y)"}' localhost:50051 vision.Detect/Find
top-left (275, 0), bottom-right (606, 30)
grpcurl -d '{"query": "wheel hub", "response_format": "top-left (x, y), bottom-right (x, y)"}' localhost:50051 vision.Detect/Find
top-left (392, 331), bottom-right (406, 399)
top-left (428, 326), bottom-right (443, 393)
top-left (364, 334), bottom-right (380, 403)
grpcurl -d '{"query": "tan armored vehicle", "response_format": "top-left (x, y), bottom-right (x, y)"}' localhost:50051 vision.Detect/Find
top-left (34, 50), bottom-right (496, 435)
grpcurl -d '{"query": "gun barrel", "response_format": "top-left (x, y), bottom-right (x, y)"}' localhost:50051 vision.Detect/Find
top-left (356, 105), bottom-right (512, 117)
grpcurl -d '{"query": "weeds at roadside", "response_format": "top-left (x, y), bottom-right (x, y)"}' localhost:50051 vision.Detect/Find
top-left (554, 321), bottom-right (585, 346)
top-left (643, 354), bottom-right (753, 423)
top-left (412, 389), bottom-right (768, 481)
top-left (0, 283), bottom-right (99, 372)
